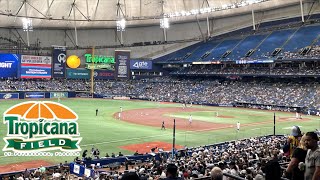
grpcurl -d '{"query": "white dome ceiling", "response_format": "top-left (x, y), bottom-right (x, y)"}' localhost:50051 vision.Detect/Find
top-left (0, 0), bottom-right (284, 29)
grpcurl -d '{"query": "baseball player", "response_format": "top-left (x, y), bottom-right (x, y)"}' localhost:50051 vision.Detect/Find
top-left (236, 121), bottom-right (240, 131)
top-left (189, 115), bottom-right (193, 125)
top-left (118, 112), bottom-right (121, 120)
top-left (161, 120), bottom-right (166, 130)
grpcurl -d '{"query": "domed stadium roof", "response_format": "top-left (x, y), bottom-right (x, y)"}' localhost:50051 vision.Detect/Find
top-left (0, 0), bottom-right (275, 29)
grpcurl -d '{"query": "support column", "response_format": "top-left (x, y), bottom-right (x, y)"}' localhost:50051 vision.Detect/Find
top-left (300, 0), bottom-right (305, 22)
top-left (206, 16), bottom-right (210, 37)
top-left (24, 1), bottom-right (30, 47)
top-left (252, 9), bottom-right (256, 30)
top-left (73, 4), bottom-right (78, 47)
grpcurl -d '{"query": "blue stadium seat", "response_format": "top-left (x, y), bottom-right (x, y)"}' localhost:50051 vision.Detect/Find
top-left (252, 29), bottom-right (296, 58)
top-left (184, 41), bottom-right (220, 62)
top-left (282, 25), bottom-right (320, 52)
top-left (226, 34), bottom-right (268, 60)
top-left (202, 38), bottom-right (242, 61)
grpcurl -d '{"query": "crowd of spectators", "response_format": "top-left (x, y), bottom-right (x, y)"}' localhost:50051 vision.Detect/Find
top-left (172, 64), bottom-right (320, 76)
top-left (281, 45), bottom-right (320, 60)
top-left (1, 77), bottom-right (320, 110)
top-left (76, 135), bottom-right (289, 180)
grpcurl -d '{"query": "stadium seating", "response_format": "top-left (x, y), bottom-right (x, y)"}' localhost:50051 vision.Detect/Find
top-left (281, 25), bottom-right (320, 53)
top-left (252, 29), bottom-right (295, 58)
top-left (203, 38), bottom-right (243, 61)
top-left (226, 34), bottom-right (268, 60)
top-left (155, 23), bottom-right (320, 63)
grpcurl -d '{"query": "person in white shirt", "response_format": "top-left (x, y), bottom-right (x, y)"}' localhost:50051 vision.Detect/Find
top-left (189, 115), bottom-right (193, 125)
top-left (237, 122), bottom-right (240, 131)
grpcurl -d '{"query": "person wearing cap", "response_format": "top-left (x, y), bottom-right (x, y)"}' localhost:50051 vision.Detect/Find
top-left (304, 131), bottom-right (320, 180)
top-left (287, 126), bottom-right (302, 158)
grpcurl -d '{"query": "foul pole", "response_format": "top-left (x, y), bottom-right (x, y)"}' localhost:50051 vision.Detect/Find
top-left (91, 47), bottom-right (95, 98)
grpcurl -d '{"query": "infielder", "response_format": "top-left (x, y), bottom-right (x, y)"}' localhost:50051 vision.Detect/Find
top-left (161, 120), bottom-right (166, 130)
top-left (189, 115), bottom-right (192, 125)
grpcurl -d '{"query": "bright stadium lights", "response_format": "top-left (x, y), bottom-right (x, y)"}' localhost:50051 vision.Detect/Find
top-left (160, 18), bottom-right (169, 29)
top-left (22, 18), bottom-right (33, 32)
top-left (116, 18), bottom-right (126, 31)
top-left (164, 0), bottom-right (269, 18)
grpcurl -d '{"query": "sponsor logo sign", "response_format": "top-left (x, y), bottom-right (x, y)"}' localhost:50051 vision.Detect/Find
top-left (0, 54), bottom-right (20, 78)
top-left (0, 93), bottom-right (19, 99)
top-left (2, 101), bottom-right (82, 156)
top-left (52, 47), bottom-right (66, 78)
top-left (130, 60), bottom-right (153, 70)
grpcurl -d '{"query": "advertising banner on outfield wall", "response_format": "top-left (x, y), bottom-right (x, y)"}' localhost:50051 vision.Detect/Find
top-left (25, 92), bottom-right (45, 98)
top-left (115, 50), bottom-right (130, 79)
top-left (130, 60), bottom-right (153, 70)
top-left (0, 54), bottom-right (20, 78)
top-left (52, 46), bottom-right (66, 78)
top-left (0, 93), bottom-right (19, 99)
top-left (67, 69), bottom-right (90, 79)
top-left (50, 92), bottom-right (68, 98)
top-left (93, 70), bottom-right (114, 80)
top-left (20, 55), bottom-right (52, 78)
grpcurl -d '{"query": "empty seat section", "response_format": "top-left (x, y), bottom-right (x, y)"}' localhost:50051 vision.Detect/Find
top-left (184, 41), bottom-right (220, 62)
top-left (282, 25), bottom-right (320, 53)
top-left (226, 34), bottom-right (267, 60)
top-left (253, 29), bottom-right (296, 58)
top-left (202, 39), bottom-right (242, 61)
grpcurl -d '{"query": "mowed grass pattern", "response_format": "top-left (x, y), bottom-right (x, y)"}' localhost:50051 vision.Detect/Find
top-left (0, 99), bottom-right (319, 165)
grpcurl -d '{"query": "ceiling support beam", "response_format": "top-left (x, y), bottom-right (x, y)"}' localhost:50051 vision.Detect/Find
top-left (15, 1), bottom-right (25, 16)
top-left (45, 0), bottom-right (54, 18)
top-left (86, 0), bottom-right (90, 20)
top-left (92, 0), bottom-right (100, 20)
top-left (73, 3), bottom-right (78, 47)
top-left (202, 0), bottom-right (210, 38)
top-left (195, 15), bottom-right (205, 42)
top-left (26, 1), bottom-right (47, 18)
top-left (74, 4), bottom-right (89, 21)
top-left (24, 0), bottom-right (30, 47)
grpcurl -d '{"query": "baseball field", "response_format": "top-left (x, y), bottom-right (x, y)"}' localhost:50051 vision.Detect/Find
top-left (0, 99), bottom-right (319, 172)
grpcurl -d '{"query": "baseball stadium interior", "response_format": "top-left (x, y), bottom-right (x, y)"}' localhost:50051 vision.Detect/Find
top-left (0, 0), bottom-right (320, 180)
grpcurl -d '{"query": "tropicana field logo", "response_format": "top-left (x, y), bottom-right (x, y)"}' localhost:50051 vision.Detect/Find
top-left (2, 101), bottom-right (82, 156)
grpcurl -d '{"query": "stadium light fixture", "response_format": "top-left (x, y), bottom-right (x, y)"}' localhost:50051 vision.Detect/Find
top-left (165, 0), bottom-right (269, 18)
top-left (116, 18), bottom-right (126, 31)
top-left (22, 18), bottom-right (33, 32)
top-left (160, 18), bottom-right (169, 29)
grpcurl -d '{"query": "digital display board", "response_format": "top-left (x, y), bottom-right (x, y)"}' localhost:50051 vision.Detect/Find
top-left (0, 54), bottom-right (20, 78)
top-left (20, 55), bottom-right (52, 78)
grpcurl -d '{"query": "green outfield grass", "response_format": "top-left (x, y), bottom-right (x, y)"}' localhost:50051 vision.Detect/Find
top-left (166, 109), bottom-right (304, 124)
top-left (0, 99), bottom-right (319, 166)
